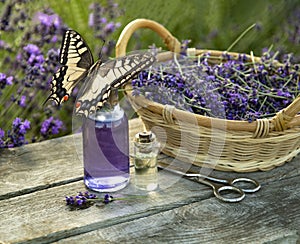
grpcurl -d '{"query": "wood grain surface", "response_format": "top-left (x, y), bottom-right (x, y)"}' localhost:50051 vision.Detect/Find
top-left (0, 118), bottom-right (299, 243)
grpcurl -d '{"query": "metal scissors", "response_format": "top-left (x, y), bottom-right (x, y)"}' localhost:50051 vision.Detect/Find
top-left (158, 162), bottom-right (261, 203)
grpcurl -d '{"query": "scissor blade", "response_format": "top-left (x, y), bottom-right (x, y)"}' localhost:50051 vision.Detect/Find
top-left (157, 161), bottom-right (199, 178)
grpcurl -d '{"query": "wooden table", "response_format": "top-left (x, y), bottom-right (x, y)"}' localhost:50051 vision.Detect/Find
top-left (1, 118), bottom-right (300, 243)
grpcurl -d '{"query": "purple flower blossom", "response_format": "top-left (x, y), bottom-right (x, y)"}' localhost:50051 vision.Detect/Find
top-left (0, 73), bottom-right (13, 90)
top-left (88, 13), bottom-right (94, 27)
top-left (103, 194), bottom-right (114, 204)
top-left (23, 44), bottom-right (41, 55)
top-left (19, 119), bottom-right (30, 134)
top-left (0, 118), bottom-right (31, 148)
top-left (35, 12), bottom-right (61, 28)
top-left (0, 129), bottom-right (4, 138)
top-left (104, 21), bottom-right (120, 33)
top-left (0, 128), bottom-right (5, 147)
top-left (50, 35), bottom-right (58, 43)
top-left (12, 117), bottom-right (22, 128)
top-left (17, 95), bottom-right (26, 107)
top-left (0, 40), bottom-right (5, 47)
top-left (40, 116), bottom-right (64, 138)
top-left (6, 76), bottom-right (13, 85)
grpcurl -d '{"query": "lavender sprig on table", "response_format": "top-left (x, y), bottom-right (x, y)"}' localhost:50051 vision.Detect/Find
top-left (65, 191), bottom-right (148, 209)
top-left (65, 192), bottom-right (114, 209)
top-left (132, 50), bottom-right (300, 122)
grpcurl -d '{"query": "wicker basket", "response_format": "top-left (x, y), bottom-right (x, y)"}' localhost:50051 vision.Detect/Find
top-left (116, 19), bottom-right (300, 172)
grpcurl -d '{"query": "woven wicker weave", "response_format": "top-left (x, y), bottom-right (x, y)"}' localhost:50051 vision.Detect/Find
top-left (116, 19), bottom-right (300, 172)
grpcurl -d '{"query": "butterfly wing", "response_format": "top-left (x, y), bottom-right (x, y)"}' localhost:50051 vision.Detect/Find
top-left (45, 30), bottom-right (94, 105)
top-left (75, 51), bottom-right (156, 117)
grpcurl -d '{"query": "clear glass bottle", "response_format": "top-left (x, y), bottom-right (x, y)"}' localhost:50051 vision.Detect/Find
top-left (82, 89), bottom-right (129, 192)
top-left (133, 131), bottom-right (160, 191)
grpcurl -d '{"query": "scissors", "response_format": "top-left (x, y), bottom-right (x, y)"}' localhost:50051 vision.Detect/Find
top-left (158, 162), bottom-right (261, 203)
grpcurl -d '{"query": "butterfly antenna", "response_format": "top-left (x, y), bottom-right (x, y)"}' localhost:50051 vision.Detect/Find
top-left (43, 93), bottom-right (52, 106)
top-left (98, 39), bottom-right (106, 62)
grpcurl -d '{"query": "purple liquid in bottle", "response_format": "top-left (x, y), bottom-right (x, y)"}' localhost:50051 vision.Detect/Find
top-left (82, 104), bottom-right (129, 192)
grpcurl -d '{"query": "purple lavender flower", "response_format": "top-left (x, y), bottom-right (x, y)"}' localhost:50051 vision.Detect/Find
top-left (0, 118), bottom-right (31, 148)
top-left (40, 116), bottom-right (64, 138)
top-left (34, 12), bottom-right (61, 29)
top-left (23, 44), bottom-right (40, 55)
top-left (103, 194), bottom-right (114, 204)
top-left (19, 119), bottom-right (31, 134)
top-left (23, 44), bottom-right (45, 69)
top-left (18, 95), bottom-right (26, 107)
top-left (0, 128), bottom-right (5, 138)
top-left (104, 21), bottom-right (119, 33)
top-left (0, 128), bottom-right (5, 147)
top-left (12, 118), bottom-right (22, 128)
top-left (65, 196), bottom-right (75, 206)
top-left (0, 73), bottom-right (13, 90)
top-left (88, 12), bottom-right (94, 27)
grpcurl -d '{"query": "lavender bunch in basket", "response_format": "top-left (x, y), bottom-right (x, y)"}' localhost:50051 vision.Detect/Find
top-left (132, 49), bottom-right (300, 122)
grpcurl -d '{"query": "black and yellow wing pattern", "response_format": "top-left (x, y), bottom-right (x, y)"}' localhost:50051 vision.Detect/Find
top-left (45, 30), bottom-right (94, 105)
top-left (75, 51), bottom-right (155, 116)
top-left (46, 29), bottom-right (156, 117)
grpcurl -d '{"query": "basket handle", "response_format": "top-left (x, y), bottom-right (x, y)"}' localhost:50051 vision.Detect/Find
top-left (115, 18), bottom-right (181, 57)
top-left (271, 96), bottom-right (300, 131)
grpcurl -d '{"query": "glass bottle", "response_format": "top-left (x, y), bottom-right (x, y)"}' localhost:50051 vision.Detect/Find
top-left (133, 131), bottom-right (160, 191)
top-left (82, 89), bottom-right (129, 192)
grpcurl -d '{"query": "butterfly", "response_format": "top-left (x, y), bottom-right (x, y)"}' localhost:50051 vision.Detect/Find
top-left (45, 29), bottom-right (156, 116)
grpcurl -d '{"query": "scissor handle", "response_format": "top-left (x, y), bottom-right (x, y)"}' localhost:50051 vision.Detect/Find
top-left (229, 177), bottom-right (261, 193)
top-left (214, 185), bottom-right (245, 203)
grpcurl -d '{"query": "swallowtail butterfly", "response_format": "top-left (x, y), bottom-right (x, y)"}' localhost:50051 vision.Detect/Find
top-left (45, 29), bottom-right (156, 116)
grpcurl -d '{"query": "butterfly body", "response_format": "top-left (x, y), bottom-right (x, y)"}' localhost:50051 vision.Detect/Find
top-left (46, 30), bottom-right (156, 116)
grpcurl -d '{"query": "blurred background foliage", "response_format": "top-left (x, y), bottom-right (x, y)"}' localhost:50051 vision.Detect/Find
top-left (0, 0), bottom-right (299, 146)
top-left (50, 0), bottom-right (300, 57)
top-left (1, 0), bottom-right (299, 64)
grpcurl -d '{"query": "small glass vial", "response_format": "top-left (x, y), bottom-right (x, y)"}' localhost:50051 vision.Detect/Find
top-left (133, 131), bottom-right (160, 191)
top-left (82, 89), bottom-right (129, 192)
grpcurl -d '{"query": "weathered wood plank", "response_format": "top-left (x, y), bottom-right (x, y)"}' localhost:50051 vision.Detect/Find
top-left (0, 171), bottom-right (296, 243)
top-left (0, 169), bottom-right (212, 243)
top-left (55, 175), bottom-right (300, 243)
top-left (0, 118), bottom-right (144, 199)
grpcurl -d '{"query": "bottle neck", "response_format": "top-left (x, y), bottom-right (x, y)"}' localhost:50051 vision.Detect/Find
top-left (88, 89), bottom-right (125, 122)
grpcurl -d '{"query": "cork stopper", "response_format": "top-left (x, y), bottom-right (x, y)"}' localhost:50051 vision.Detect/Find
top-left (135, 131), bottom-right (156, 143)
